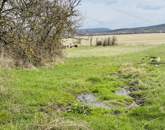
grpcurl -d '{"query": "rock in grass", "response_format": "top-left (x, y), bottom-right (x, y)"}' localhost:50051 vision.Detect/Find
top-left (150, 57), bottom-right (161, 64)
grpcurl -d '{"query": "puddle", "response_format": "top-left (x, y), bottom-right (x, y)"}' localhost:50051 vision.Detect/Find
top-left (115, 88), bottom-right (130, 96)
top-left (77, 89), bottom-right (141, 110)
top-left (77, 94), bottom-right (111, 110)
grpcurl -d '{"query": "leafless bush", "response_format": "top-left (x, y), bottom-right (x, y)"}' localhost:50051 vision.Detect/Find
top-left (0, 0), bottom-right (81, 67)
top-left (103, 37), bottom-right (111, 46)
top-left (103, 39), bottom-right (107, 46)
top-left (107, 37), bottom-right (111, 46)
top-left (111, 36), bottom-right (118, 46)
top-left (96, 36), bottom-right (117, 47)
top-left (96, 40), bottom-right (102, 46)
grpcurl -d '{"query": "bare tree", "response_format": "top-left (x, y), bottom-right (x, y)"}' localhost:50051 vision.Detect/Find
top-left (0, 0), bottom-right (81, 67)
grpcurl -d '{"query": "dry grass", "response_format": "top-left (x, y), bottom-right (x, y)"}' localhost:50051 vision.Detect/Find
top-left (0, 57), bottom-right (14, 69)
top-left (63, 33), bottom-right (165, 46)
top-left (35, 120), bottom-right (90, 130)
top-left (119, 63), bottom-right (146, 78)
top-left (113, 33), bottom-right (165, 45)
top-left (31, 113), bottom-right (91, 130)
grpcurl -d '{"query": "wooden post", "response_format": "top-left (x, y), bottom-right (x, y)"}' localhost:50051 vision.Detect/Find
top-left (90, 37), bottom-right (93, 46)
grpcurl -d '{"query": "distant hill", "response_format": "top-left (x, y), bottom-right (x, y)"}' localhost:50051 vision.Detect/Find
top-left (77, 24), bottom-right (165, 35)
top-left (110, 24), bottom-right (165, 34)
top-left (77, 28), bottom-right (111, 35)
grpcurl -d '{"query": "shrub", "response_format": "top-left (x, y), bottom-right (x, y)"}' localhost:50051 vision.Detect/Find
top-left (111, 36), bottom-right (118, 46)
top-left (96, 40), bottom-right (103, 46)
top-left (96, 37), bottom-right (117, 47)
top-left (107, 37), bottom-right (111, 46)
top-left (0, 0), bottom-right (81, 67)
top-left (103, 39), bottom-right (108, 46)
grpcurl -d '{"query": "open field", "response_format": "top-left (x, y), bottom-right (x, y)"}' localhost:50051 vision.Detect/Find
top-left (63, 33), bottom-right (165, 46)
top-left (1, 44), bottom-right (165, 130)
top-left (66, 45), bottom-right (153, 58)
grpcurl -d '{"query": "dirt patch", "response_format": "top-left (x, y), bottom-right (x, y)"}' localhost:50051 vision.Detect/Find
top-left (129, 92), bottom-right (145, 106)
top-left (115, 87), bottom-right (139, 109)
top-left (115, 63), bottom-right (147, 107)
top-left (115, 85), bottom-right (145, 108)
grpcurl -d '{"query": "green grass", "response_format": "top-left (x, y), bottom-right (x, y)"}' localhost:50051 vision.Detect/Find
top-left (0, 45), bottom-right (165, 130)
top-left (66, 45), bottom-right (153, 58)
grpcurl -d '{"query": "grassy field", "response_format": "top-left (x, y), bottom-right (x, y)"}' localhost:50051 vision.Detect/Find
top-left (66, 45), bottom-right (153, 58)
top-left (64, 33), bottom-right (165, 46)
top-left (0, 44), bottom-right (165, 130)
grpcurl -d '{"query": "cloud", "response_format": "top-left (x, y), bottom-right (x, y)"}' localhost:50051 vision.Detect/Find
top-left (104, 0), bottom-right (118, 5)
top-left (137, 0), bottom-right (165, 10)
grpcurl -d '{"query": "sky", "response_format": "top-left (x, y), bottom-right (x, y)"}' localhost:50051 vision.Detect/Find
top-left (79, 0), bottom-right (165, 29)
